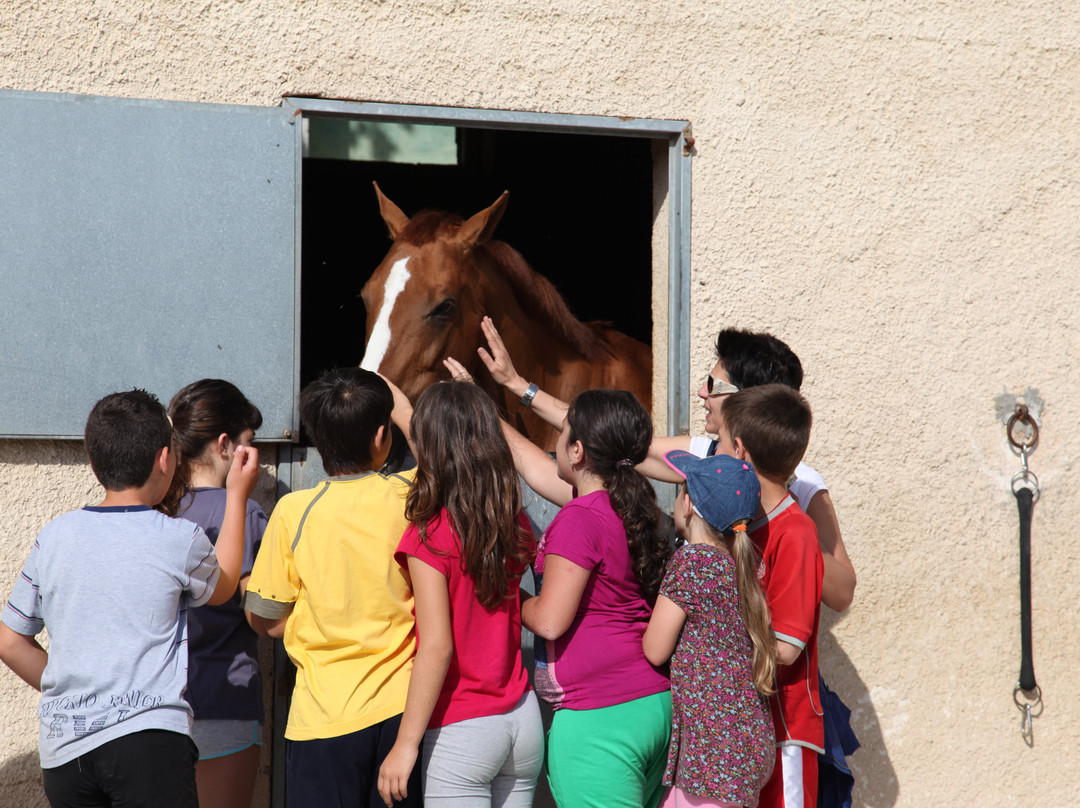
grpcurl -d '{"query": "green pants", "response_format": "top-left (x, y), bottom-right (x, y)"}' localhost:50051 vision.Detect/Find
top-left (546, 690), bottom-right (672, 808)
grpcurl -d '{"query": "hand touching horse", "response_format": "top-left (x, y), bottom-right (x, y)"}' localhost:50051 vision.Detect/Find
top-left (359, 184), bottom-right (652, 450)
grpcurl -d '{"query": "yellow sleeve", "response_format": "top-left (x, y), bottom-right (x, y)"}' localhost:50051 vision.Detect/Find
top-left (242, 502), bottom-right (300, 620)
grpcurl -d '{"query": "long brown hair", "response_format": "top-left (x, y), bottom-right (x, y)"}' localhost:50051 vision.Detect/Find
top-left (566, 389), bottom-right (671, 604)
top-left (160, 379), bottom-right (262, 516)
top-left (407, 382), bottom-right (534, 608)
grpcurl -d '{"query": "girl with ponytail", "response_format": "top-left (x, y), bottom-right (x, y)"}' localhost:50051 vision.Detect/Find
top-left (447, 323), bottom-right (673, 808)
top-left (163, 379), bottom-right (267, 808)
top-left (643, 451), bottom-right (777, 808)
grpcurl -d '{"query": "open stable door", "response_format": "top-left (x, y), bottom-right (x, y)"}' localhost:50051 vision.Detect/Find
top-left (0, 89), bottom-right (299, 439)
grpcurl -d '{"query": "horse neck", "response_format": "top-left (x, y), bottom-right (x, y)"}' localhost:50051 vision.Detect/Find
top-left (483, 301), bottom-right (579, 391)
top-left (474, 249), bottom-right (585, 383)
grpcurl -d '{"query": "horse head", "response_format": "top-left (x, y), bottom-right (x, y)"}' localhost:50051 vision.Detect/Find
top-left (360, 183), bottom-right (509, 402)
top-left (359, 183), bottom-right (653, 449)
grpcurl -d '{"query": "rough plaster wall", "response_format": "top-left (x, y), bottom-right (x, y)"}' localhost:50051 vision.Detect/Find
top-left (3, 2), bottom-right (1080, 805)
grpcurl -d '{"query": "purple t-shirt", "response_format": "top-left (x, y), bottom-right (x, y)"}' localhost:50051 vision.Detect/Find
top-left (533, 490), bottom-right (669, 711)
top-left (178, 488), bottom-right (267, 722)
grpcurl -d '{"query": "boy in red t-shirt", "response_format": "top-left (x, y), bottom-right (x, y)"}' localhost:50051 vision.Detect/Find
top-left (717, 384), bottom-right (824, 808)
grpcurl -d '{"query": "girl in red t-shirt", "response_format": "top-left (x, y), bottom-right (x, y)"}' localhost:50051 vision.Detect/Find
top-left (377, 382), bottom-right (543, 808)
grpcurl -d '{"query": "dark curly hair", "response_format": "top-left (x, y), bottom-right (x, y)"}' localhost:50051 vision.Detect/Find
top-left (566, 389), bottom-right (671, 603)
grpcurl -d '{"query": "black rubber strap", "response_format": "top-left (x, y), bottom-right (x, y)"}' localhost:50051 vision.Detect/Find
top-left (1015, 486), bottom-right (1037, 692)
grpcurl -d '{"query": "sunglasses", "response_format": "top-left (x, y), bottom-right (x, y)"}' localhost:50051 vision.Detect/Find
top-left (706, 375), bottom-right (739, 397)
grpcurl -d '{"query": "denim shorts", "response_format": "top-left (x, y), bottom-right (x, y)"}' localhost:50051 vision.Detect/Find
top-left (191, 719), bottom-right (263, 760)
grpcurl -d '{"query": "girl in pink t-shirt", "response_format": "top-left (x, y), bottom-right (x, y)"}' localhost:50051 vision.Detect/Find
top-left (518, 389), bottom-right (674, 808)
top-left (377, 382), bottom-right (543, 808)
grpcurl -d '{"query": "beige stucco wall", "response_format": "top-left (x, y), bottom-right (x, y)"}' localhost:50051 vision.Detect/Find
top-left (3, 2), bottom-right (1080, 805)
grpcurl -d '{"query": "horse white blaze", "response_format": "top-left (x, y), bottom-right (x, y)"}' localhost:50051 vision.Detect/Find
top-left (360, 258), bottom-right (411, 373)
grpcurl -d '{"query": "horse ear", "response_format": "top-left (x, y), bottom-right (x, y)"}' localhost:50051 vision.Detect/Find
top-left (373, 181), bottom-right (410, 240)
top-left (457, 191), bottom-right (509, 249)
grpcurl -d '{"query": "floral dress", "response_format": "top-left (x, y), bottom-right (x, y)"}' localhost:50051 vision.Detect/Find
top-left (661, 543), bottom-right (775, 806)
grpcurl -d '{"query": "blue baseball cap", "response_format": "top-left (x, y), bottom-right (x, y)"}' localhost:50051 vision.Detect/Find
top-left (663, 450), bottom-right (761, 533)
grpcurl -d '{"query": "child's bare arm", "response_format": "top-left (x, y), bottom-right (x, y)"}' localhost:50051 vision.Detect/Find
top-left (443, 355), bottom-right (573, 507)
top-left (477, 316), bottom-right (569, 430)
top-left (379, 374), bottom-right (416, 457)
top-left (776, 638), bottom-right (802, 666)
top-left (502, 421), bottom-right (573, 507)
top-left (378, 557), bottom-right (453, 807)
top-left (245, 611), bottom-right (287, 638)
top-left (207, 446), bottom-right (260, 606)
top-left (0, 623), bottom-right (47, 691)
top-left (803, 491), bottom-right (856, 612)
top-left (642, 594), bottom-right (687, 666)
top-left (521, 555), bottom-right (592, 640)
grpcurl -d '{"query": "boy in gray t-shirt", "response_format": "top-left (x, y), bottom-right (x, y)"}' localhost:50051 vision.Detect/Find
top-left (0, 390), bottom-right (259, 807)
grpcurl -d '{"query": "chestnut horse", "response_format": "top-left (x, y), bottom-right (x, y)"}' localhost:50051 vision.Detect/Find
top-left (359, 183), bottom-right (652, 450)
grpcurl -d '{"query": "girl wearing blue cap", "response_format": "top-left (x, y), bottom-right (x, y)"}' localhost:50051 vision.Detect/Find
top-left (643, 452), bottom-right (777, 808)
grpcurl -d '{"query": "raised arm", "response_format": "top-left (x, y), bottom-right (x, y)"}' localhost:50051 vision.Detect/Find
top-left (379, 373), bottom-right (416, 458)
top-left (502, 420), bottom-right (573, 507)
top-left (444, 356), bottom-right (573, 507)
top-left (208, 446), bottom-right (260, 606)
top-left (477, 316), bottom-right (568, 430)
top-left (637, 434), bottom-right (695, 483)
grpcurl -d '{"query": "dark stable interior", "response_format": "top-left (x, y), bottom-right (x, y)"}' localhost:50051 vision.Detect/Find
top-left (301, 125), bottom-right (656, 388)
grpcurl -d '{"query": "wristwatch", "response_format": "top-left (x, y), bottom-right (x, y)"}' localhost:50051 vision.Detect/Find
top-left (520, 382), bottom-right (540, 408)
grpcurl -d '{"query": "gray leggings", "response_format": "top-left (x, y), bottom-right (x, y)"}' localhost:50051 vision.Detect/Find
top-left (421, 690), bottom-right (544, 807)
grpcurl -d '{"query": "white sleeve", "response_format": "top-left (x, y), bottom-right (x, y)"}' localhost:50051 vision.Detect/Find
top-left (789, 461), bottom-right (827, 508)
top-left (183, 524), bottom-right (221, 608)
top-left (688, 435), bottom-right (714, 459)
top-left (1, 540), bottom-right (44, 636)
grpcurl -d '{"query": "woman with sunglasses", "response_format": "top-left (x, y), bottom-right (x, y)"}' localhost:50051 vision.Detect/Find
top-left (470, 318), bottom-right (856, 616)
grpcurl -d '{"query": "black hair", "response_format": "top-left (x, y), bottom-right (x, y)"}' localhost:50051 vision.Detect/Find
top-left (160, 379), bottom-right (263, 515)
top-left (566, 389), bottom-right (671, 603)
top-left (299, 368), bottom-right (393, 475)
top-left (84, 389), bottom-right (172, 492)
top-left (715, 329), bottom-right (803, 391)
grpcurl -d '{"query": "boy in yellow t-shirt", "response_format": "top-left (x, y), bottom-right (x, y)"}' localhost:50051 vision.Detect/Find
top-left (243, 368), bottom-right (420, 807)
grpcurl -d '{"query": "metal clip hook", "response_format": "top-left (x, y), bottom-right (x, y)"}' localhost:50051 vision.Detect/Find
top-left (1008, 406), bottom-right (1041, 502)
top-left (1013, 684), bottom-right (1043, 747)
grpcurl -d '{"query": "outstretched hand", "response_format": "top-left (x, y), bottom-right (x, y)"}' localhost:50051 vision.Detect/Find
top-left (477, 316), bottom-right (526, 394)
top-left (225, 445), bottom-right (260, 500)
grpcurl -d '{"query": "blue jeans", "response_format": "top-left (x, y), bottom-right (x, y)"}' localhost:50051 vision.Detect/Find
top-left (42, 729), bottom-right (198, 808)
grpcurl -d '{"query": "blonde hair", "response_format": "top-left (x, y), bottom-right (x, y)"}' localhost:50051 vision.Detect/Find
top-left (727, 524), bottom-right (778, 695)
top-left (697, 514), bottom-right (778, 696)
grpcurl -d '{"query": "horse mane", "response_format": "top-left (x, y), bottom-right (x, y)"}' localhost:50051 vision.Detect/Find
top-left (396, 210), bottom-right (614, 361)
top-left (481, 241), bottom-right (613, 361)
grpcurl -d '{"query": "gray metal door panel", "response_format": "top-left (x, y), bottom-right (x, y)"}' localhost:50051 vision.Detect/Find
top-left (0, 90), bottom-right (298, 439)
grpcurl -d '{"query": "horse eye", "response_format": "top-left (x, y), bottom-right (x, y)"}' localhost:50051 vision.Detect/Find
top-left (430, 299), bottom-right (456, 319)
